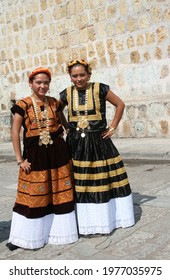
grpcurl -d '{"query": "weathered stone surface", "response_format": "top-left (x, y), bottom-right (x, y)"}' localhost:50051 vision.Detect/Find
top-left (0, 0), bottom-right (170, 142)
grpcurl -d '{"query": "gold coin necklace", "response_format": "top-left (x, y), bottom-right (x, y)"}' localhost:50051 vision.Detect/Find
top-left (74, 86), bottom-right (90, 137)
top-left (31, 96), bottom-right (53, 146)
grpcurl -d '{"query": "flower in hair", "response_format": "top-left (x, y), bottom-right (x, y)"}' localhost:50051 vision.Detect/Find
top-left (67, 59), bottom-right (92, 75)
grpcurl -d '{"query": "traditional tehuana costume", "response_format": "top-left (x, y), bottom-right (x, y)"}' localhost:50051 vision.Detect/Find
top-left (8, 74), bottom-right (78, 249)
top-left (60, 82), bottom-right (135, 235)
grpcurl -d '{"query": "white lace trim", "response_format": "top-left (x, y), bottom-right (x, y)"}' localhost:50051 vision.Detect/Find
top-left (76, 194), bottom-right (135, 235)
top-left (8, 211), bottom-right (78, 249)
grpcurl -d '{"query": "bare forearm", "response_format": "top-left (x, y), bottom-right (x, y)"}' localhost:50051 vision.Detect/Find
top-left (106, 90), bottom-right (125, 129)
top-left (12, 131), bottom-right (23, 162)
top-left (110, 102), bottom-right (125, 129)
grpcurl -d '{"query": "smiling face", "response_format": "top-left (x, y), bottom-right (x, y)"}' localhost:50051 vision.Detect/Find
top-left (69, 64), bottom-right (90, 90)
top-left (29, 73), bottom-right (50, 101)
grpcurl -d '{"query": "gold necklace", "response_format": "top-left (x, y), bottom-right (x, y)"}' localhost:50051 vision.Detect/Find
top-left (74, 86), bottom-right (90, 137)
top-left (31, 96), bottom-right (53, 146)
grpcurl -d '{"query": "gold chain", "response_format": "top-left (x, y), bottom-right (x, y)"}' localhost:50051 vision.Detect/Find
top-left (73, 86), bottom-right (90, 137)
top-left (31, 96), bottom-right (53, 146)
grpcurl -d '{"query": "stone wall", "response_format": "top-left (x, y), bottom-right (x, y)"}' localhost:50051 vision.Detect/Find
top-left (0, 0), bottom-right (170, 142)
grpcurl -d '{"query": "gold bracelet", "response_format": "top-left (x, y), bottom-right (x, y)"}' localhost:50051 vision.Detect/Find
top-left (17, 160), bottom-right (23, 165)
top-left (109, 127), bottom-right (115, 132)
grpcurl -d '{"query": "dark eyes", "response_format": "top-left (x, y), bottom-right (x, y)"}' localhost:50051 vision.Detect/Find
top-left (72, 74), bottom-right (86, 78)
top-left (36, 81), bottom-right (49, 85)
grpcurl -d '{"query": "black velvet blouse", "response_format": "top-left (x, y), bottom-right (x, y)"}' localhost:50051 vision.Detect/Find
top-left (59, 82), bottom-right (110, 132)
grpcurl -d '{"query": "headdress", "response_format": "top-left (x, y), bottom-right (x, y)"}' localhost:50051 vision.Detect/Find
top-left (67, 59), bottom-right (92, 76)
top-left (29, 67), bottom-right (51, 81)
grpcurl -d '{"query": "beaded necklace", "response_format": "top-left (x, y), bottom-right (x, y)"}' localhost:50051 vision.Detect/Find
top-left (31, 96), bottom-right (53, 146)
top-left (73, 86), bottom-right (90, 137)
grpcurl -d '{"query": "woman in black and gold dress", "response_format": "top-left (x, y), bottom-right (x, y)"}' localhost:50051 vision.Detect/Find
top-left (7, 67), bottom-right (78, 250)
top-left (59, 60), bottom-right (135, 235)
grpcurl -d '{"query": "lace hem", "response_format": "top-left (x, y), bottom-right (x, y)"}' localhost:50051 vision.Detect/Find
top-left (76, 194), bottom-right (135, 235)
top-left (8, 211), bottom-right (78, 249)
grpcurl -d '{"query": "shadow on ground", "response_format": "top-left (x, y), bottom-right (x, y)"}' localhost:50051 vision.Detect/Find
top-left (0, 220), bottom-right (11, 243)
top-left (133, 192), bottom-right (156, 223)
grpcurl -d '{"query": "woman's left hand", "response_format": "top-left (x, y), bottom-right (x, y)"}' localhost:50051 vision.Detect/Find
top-left (102, 127), bottom-right (115, 139)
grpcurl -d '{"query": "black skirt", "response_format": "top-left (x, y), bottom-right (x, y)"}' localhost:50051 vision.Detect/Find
top-left (13, 132), bottom-right (75, 219)
top-left (67, 129), bottom-right (132, 204)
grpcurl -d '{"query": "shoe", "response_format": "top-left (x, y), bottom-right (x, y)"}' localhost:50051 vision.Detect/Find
top-left (6, 242), bottom-right (20, 251)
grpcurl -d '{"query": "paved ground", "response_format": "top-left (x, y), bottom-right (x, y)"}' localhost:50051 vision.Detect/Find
top-left (0, 138), bottom-right (170, 261)
top-left (1, 138), bottom-right (170, 162)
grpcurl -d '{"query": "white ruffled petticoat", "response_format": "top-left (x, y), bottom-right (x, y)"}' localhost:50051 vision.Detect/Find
top-left (76, 194), bottom-right (135, 235)
top-left (8, 210), bottom-right (78, 249)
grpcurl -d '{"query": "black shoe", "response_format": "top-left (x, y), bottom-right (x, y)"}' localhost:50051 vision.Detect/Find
top-left (6, 242), bottom-right (20, 251)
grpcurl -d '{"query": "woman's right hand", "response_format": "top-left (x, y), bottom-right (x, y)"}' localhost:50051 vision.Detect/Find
top-left (19, 159), bottom-right (31, 174)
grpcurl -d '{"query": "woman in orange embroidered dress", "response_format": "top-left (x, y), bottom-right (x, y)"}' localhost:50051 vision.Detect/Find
top-left (7, 67), bottom-right (78, 250)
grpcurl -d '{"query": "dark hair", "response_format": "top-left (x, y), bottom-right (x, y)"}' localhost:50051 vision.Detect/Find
top-left (67, 59), bottom-right (92, 76)
top-left (29, 67), bottom-right (51, 82)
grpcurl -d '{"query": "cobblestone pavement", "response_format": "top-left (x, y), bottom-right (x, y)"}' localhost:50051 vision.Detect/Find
top-left (0, 158), bottom-right (170, 260)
